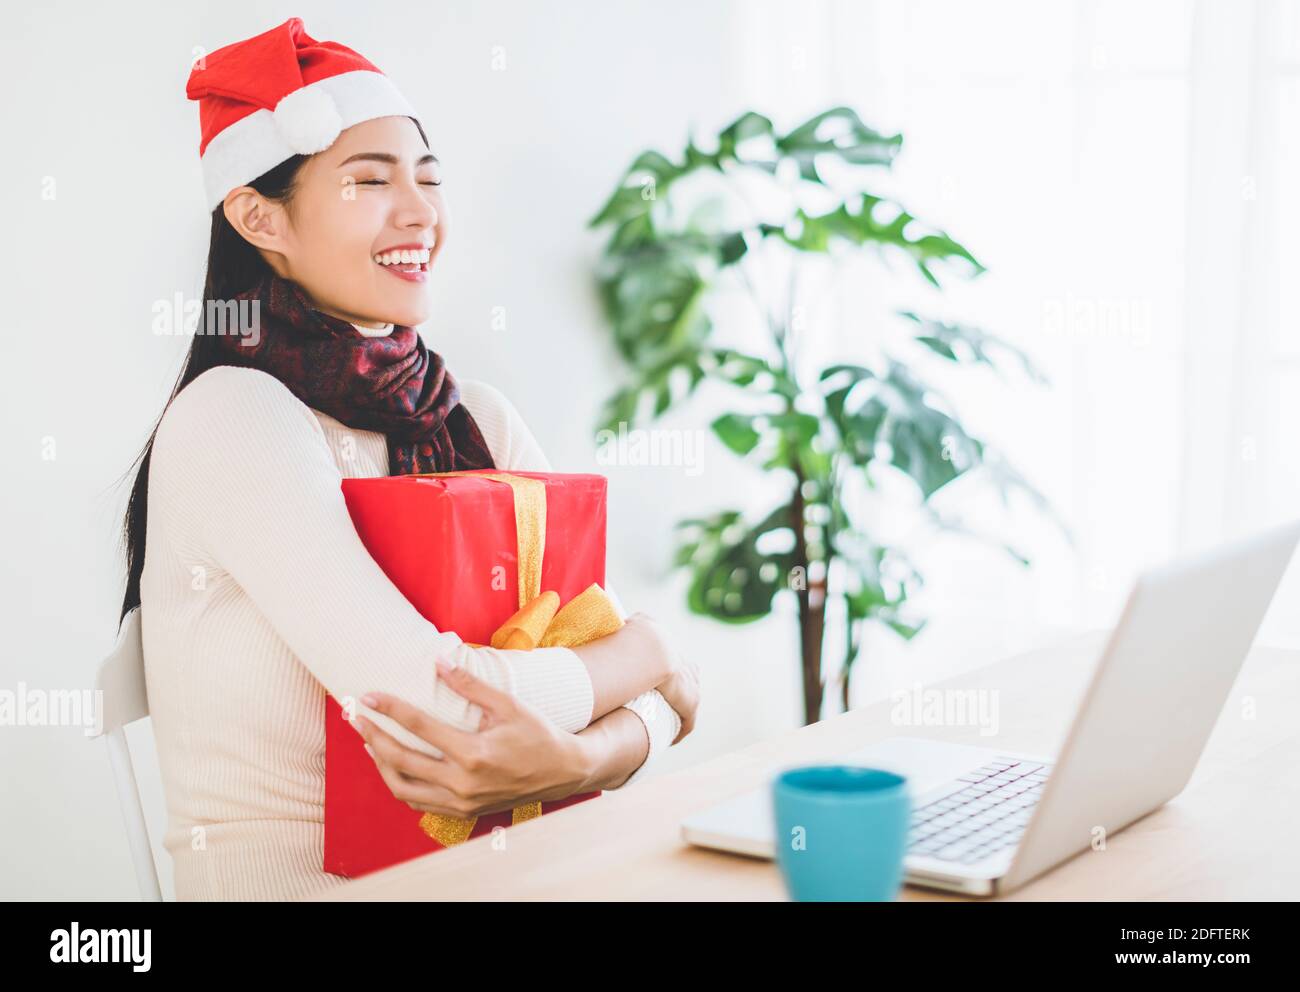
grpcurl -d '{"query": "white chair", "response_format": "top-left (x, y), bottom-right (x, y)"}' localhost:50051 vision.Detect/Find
top-left (91, 607), bottom-right (164, 901)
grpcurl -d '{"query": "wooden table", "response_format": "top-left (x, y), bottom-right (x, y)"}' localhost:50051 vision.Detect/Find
top-left (312, 632), bottom-right (1300, 901)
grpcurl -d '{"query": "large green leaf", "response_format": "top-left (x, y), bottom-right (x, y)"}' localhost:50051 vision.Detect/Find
top-left (769, 195), bottom-right (984, 286)
top-left (696, 107), bottom-right (900, 179)
top-left (821, 361), bottom-right (984, 497)
top-left (776, 107), bottom-right (903, 182)
top-left (715, 111), bottom-right (778, 167)
top-left (589, 150), bottom-right (685, 229)
top-left (595, 229), bottom-right (755, 371)
top-left (675, 504), bottom-right (802, 623)
top-left (596, 245), bottom-right (710, 368)
top-left (711, 413), bottom-right (763, 455)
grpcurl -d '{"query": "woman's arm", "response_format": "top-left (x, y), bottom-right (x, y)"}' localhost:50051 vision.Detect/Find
top-left (151, 366), bottom-right (614, 755)
top-left (590, 586), bottom-right (681, 787)
top-left (569, 614), bottom-right (672, 721)
top-left (574, 706), bottom-right (654, 791)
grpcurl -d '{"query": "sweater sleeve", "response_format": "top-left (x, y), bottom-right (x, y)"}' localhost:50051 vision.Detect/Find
top-left (149, 366), bottom-right (594, 758)
top-left (458, 378), bottom-right (683, 786)
top-left (599, 585), bottom-right (682, 788)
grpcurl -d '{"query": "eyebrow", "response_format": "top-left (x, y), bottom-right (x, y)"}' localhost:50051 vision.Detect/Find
top-left (335, 152), bottom-right (439, 168)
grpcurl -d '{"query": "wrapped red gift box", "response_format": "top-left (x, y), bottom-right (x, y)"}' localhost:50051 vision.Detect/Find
top-left (324, 470), bottom-right (609, 878)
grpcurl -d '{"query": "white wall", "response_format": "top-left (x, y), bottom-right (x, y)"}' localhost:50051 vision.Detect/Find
top-left (2, 0), bottom-right (1296, 899)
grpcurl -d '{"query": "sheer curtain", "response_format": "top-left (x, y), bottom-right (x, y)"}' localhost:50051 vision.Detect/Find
top-left (724, 0), bottom-right (1300, 705)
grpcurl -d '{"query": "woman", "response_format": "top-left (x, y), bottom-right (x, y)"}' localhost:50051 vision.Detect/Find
top-left (121, 18), bottom-right (699, 900)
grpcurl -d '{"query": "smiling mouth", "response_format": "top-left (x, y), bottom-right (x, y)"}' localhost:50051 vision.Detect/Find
top-left (373, 246), bottom-right (431, 281)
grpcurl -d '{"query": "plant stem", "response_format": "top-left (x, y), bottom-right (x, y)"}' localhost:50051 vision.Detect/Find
top-left (826, 453), bottom-right (854, 714)
top-left (743, 242), bottom-right (826, 725)
top-left (842, 609), bottom-right (859, 713)
top-left (790, 456), bottom-right (826, 726)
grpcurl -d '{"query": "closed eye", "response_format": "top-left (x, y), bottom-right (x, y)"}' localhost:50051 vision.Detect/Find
top-left (357, 179), bottom-right (442, 186)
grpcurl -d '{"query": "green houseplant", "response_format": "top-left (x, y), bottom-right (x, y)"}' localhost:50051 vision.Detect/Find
top-left (588, 107), bottom-right (1049, 725)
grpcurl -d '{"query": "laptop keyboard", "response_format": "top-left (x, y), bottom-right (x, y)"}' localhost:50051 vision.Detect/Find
top-left (907, 758), bottom-right (1053, 864)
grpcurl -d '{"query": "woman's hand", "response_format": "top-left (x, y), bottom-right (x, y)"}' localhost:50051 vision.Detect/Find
top-left (352, 660), bottom-right (593, 819)
top-left (607, 610), bottom-right (700, 745)
top-left (575, 610), bottom-right (675, 719)
top-left (656, 651), bottom-right (701, 745)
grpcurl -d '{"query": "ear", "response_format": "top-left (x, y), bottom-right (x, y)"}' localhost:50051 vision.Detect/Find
top-left (223, 186), bottom-right (289, 254)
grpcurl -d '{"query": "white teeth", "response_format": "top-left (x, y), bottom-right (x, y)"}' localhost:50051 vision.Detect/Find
top-left (374, 248), bottom-right (431, 266)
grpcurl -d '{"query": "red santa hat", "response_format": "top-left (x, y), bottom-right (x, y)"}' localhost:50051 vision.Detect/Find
top-left (186, 17), bottom-right (420, 211)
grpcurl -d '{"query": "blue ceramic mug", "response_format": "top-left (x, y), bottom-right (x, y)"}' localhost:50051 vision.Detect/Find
top-left (771, 765), bottom-right (911, 901)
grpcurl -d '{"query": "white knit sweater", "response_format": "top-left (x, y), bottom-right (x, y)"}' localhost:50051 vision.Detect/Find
top-left (140, 352), bottom-right (680, 901)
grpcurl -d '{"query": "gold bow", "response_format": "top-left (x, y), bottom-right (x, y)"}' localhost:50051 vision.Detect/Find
top-left (409, 471), bottom-right (623, 847)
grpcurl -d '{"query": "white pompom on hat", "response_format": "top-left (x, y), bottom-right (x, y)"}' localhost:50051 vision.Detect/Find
top-left (186, 17), bottom-right (420, 211)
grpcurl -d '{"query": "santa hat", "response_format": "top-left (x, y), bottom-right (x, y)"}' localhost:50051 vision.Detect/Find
top-left (186, 17), bottom-right (420, 211)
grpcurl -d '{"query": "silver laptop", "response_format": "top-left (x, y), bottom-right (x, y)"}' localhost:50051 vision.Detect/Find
top-left (681, 521), bottom-right (1300, 896)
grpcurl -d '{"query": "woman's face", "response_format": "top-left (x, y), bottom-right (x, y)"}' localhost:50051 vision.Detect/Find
top-left (226, 115), bottom-right (446, 328)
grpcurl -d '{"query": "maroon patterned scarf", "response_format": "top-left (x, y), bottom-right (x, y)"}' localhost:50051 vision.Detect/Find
top-left (210, 271), bottom-right (495, 475)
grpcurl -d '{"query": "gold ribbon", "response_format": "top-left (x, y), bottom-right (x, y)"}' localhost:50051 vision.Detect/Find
top-left (409, 471), bottom-right (623, 847)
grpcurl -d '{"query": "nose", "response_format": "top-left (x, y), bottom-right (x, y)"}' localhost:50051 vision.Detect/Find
top-left (393, 177), bottom-right (438, 231)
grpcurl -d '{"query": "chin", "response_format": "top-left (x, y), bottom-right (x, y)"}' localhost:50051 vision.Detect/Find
top-left (384, 305), bottom-right (429, 328)
top-left (364, 297), bottom-right (429, 328)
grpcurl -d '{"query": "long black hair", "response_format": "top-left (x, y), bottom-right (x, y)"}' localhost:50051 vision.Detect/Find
top-left (118, 117), bottom-right (430, 625)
